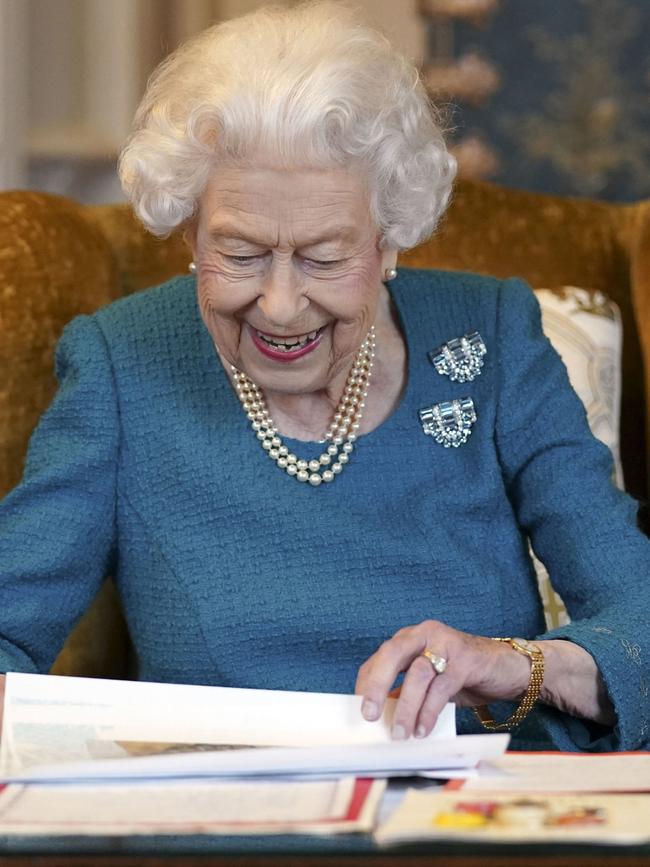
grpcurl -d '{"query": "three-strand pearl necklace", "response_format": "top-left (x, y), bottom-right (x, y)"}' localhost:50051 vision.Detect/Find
top-left (231, 326), bottom-right (376, 486)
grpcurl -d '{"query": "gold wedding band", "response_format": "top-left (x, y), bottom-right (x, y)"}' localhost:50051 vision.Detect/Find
top-left (422, 650), bottom-right (447, 674)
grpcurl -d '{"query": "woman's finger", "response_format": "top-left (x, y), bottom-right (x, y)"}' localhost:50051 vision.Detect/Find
top-left (389, 653), bottom-right (437, 738)
top-left (355, 627), bottom-right (430, 720)
top-left (414, 663), bottom-right (460, 737)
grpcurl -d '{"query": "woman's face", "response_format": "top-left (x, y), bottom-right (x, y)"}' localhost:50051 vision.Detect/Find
top-left (191, 163), bottom-right (396, 398)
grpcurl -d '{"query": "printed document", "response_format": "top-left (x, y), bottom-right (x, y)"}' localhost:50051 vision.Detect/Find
top-left (375, 789), bottom-right (650, 846)
top-left (0, 673), bottom-right (506, 782)
top-left (0, 777), bottom-right (385, 836)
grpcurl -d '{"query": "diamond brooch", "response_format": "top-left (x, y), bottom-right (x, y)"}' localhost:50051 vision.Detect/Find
top-left (429, 331), bottom-right (486, 383)
top-left (419, 398), bottom-right (477, 448)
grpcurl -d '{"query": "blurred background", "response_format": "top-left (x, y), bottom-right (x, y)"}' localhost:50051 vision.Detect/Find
top-left (2, 0), bottom-right (649, 205)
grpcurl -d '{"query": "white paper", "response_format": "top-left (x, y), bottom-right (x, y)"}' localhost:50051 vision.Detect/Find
top-left (0, 777), bottom-right (386, 836)
top-left (462, 752), bottom-right (650, 793)
top-left (10, 733), bottom-right (509, 784)
top-left (0, 673), bottom-right (508, 786)
top-left (0, 672), bottom-right (455, 777)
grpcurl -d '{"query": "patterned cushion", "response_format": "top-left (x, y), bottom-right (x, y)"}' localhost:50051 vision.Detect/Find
top-left (533, 287), bottom-right (623, 629)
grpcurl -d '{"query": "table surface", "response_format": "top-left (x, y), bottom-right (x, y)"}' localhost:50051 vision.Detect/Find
top-left (2, 832), bottom-right (650, 866)
top-left (1, 847), bottom-right (650, 866)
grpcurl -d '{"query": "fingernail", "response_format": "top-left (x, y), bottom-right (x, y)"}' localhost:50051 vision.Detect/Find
top-left (362, 700), bottom-right (379, 721)
top-left (415, 724), bottom-right (426, 739)
top-left (391, 723), bottom-right (407, 740)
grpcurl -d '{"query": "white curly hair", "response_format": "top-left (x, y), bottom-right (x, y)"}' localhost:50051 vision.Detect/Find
top-left (119, 1), bottom-right (456, 250)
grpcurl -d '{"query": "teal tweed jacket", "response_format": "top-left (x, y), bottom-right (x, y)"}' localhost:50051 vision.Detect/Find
top-left (1, 269), bottom-right (648, 751)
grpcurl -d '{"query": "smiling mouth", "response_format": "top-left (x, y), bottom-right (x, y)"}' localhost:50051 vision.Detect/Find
top-left (254, 326), bottom-right (324, 352)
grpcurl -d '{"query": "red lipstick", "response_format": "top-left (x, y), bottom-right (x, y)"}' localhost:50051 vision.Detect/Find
top-left (249, 325), bottom-right (325, 362)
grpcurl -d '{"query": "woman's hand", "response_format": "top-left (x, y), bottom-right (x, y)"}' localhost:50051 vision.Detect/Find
top-left (355, 622), bottom-right (616, 738)
top-left (355, 620), bottom-right (531, 739)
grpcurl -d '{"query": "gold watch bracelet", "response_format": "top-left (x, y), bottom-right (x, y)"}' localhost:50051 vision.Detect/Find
top-left (474, 637), bottom-right (545, 732)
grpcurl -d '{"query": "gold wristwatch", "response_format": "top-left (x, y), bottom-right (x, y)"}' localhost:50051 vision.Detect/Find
top-left (474, 637), bottom-right (545, 732)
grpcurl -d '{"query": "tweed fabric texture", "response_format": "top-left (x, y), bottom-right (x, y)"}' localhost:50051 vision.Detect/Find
top-left (401, 181), bottom-right (650, 506)
top-left (0, 269), bottom-right (648, 751)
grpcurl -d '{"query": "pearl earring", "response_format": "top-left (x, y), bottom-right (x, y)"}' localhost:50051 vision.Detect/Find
top-left (384, 267), bottom-right (397, 281)
top-left (188, 261), bottom-right (197, 274)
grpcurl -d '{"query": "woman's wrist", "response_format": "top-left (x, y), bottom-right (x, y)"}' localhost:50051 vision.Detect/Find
top-left (536, 639), bottom-right (616, 726)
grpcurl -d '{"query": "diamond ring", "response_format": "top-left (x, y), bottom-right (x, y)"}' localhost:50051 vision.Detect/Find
top-left (422, 650), bottom-right (447, 674)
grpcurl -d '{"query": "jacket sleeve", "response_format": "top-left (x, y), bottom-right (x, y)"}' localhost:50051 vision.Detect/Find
top-left (495, 278), bottom-right (650, 751)
top-left (0, 314), bottom-right (118, 674)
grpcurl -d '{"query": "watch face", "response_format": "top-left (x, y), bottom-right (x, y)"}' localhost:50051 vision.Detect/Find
top-left (512, 638), bottom-right (539, 655)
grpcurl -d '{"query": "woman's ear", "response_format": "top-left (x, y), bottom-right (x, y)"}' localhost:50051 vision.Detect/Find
top-left (182, 220), bottom-right (198, 257)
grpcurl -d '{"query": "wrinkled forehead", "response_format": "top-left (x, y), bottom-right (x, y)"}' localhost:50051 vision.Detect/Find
top-left (198, 161), bottom-right (376, 245)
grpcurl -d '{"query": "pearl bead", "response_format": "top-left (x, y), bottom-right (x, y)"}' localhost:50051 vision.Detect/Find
top-left (338, 453), bottom-right (349, 464)
top-left (262, 439), bottom-right (272, 450)
top-left (256, 430), bottom-right (267, 440)
top-left (308, 460), bottom-right (320, 472)
top-left (322, 470), bottom-right (334, 482)
top-left (271, 437), bottom-right (281, 448)
top-left (297, 459), bottom-right (308, 470)
top-left (297, 469), bottom-right (309, 482)
top-left (333, 436), bottom-right (343, 446)
top-left (252, 421), bottom-right (261, 431)
top-left (327, 444), bottom-right (338, 456)
top-left (269, 448), bottom-right (279, 459)
top-left (247, 411), bottom-right (256, 421)
top-left (279, 446), bottom-right (289, 457)
top-left (308, 473), bottom-right (322, 486)
top-left (277, 457), bottom-right (288, 468)
top-left (348, 433), bottom-right (357, 442)
top-left (287, 454), bottom-right (297, 464)
top-left (287, 464), bottom-right (298, 476)
top-left (319, 454), bottom-right (331, 465)
top-left (342, 442), bottom-right (353, 454)
top-left (332, 462), bottom-right (343, 474)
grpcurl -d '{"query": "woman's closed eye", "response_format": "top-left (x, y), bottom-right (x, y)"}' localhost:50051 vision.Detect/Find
top-left (222, 253), bottom-right (345, 271)
top-left (302, 257), bottom-right (345, 270)
top-left (225, 254), bottom-right (262, 264)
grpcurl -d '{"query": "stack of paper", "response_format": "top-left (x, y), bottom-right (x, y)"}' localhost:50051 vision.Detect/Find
top-left (0, 673), bottom-right (508, 836)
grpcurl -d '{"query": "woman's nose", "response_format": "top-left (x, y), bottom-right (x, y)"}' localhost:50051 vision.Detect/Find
top-left (257, 259), bottom-right (309, 326)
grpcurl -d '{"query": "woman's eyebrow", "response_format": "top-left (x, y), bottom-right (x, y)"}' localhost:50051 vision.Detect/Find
top-left (300, 228), bottom-right (358, 247)
top-left (208, 221), bottom-right (358, 246)
top-left (208, 224), bottom-right (256, 242)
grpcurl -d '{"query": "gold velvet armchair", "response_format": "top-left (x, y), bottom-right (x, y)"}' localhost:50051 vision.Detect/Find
top-left (1, 179), bottom-right (649, 679)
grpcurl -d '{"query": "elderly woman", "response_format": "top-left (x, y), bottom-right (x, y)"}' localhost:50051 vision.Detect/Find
top-left (0, 1), bottom-right (648, 752)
